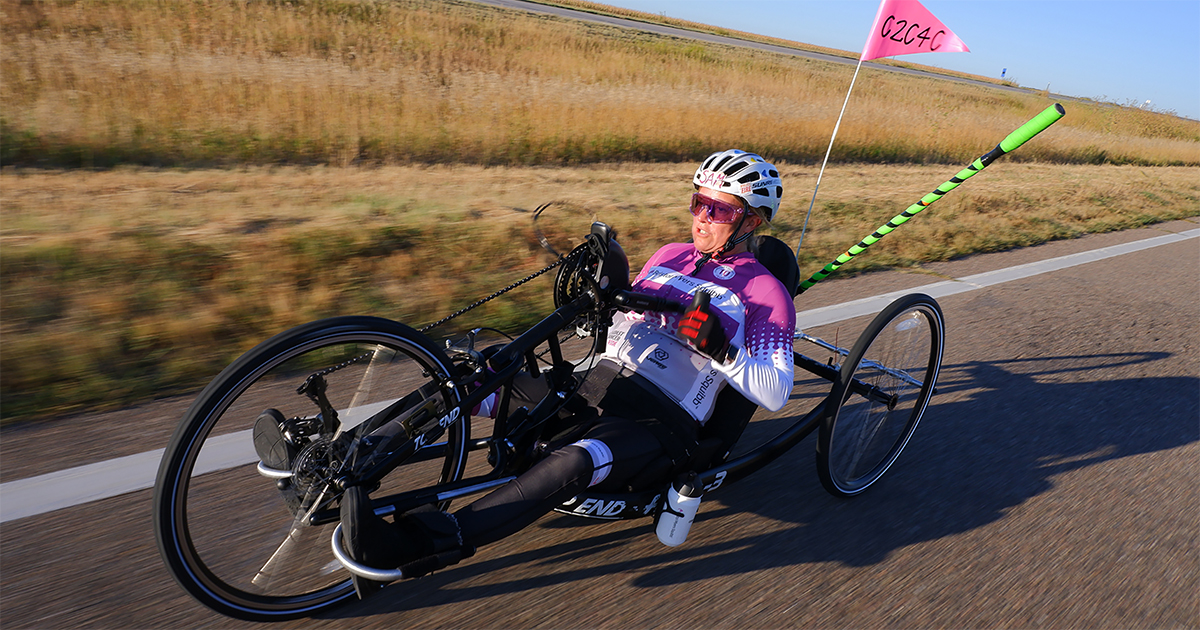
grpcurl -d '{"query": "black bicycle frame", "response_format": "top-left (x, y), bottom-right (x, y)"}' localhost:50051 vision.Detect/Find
top-left (304, 286), bottom-right (881, 527)
top-left (305, 293), bottom-right (597, 526)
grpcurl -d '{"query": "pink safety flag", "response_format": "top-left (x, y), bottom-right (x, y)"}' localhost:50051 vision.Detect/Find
top-left (860, 0), bottom-right (969, 61)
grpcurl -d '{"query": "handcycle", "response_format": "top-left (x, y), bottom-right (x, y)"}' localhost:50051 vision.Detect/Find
top-left (153, 221), bottom-right (945, 621)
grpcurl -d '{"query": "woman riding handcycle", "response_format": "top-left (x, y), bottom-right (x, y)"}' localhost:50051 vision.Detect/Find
top-left (153, 150), bottom-right (945, 621)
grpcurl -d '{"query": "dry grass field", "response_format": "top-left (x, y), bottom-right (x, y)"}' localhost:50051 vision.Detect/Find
top-left (1, 0), bottom-right (1199, 420)
top-left (3, 163), bottom-right (1198, 420)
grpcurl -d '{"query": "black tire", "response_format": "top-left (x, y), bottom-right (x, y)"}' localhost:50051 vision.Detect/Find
top-left (816, 294), bottom-right (944, 497)
top-left (153, 317), bottom-right (468, 621)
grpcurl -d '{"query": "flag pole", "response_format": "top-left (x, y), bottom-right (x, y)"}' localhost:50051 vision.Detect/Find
top-left (794, 57), bottom-right (865, 260)
top-left (796, 103), bottom-right (1066, 294)
top-left (794, 0), bottom-right (970, 262)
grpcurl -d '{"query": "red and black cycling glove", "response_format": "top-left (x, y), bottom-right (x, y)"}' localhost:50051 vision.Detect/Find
top-left (679, 292), bottom-right (730, 363)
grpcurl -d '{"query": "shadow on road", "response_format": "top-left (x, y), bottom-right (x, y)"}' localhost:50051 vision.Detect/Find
top-left (320, 350), bottom-right (1198, 618)
top-left (632, 350), bottom-right (1199, 584)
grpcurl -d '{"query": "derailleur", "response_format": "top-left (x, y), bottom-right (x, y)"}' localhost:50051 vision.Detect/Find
top-left (253, 408), bottom-right (348, 516)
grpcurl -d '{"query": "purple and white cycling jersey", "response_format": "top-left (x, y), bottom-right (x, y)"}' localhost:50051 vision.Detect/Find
top-left (604, 243), bottom-right (796, 424)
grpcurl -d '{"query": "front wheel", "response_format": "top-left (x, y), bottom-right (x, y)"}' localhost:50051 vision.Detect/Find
top-left (153, 316), bottom-right (468, 621)
top-left (816, 294), bottom-right (944, 497)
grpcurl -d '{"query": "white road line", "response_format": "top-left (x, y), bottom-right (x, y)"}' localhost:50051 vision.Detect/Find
top-left (2, 228), bottom-right (1196, 523)
top-left (0, 400), bottom-right (397, 523)
top-left (796, 228), bottom-right (1199, 330)
top-left (0, 433), bottom-right (255, 523)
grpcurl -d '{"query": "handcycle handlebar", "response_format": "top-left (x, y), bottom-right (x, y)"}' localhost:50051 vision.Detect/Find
top-left (611, 289), bottom-right (687, 314)
top-left (612, 290), bottom-right (731, 361)
top-left (483, 288), bottom-right (690, 377)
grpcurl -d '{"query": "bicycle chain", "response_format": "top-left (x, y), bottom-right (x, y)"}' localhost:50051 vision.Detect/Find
top-left (298, 351), bottom-right (375, 393)
top-left (298, 242), bottom-right (589, 388)
top-left (417, 241), bottom-right (588, 333)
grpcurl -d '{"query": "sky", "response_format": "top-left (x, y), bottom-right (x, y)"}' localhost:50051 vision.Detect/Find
top-left (597, 0), bottom-right (1200, 121)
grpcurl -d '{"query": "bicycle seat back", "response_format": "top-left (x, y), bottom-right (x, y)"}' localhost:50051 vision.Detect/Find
top-left (749, 234), bottom-right (801, 298)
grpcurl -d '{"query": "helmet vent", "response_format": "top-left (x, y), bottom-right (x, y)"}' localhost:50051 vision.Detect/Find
top-left (692, 149), bottom-right (781, 223)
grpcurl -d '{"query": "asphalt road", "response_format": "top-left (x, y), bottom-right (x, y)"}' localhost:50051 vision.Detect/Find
top-left (2, 218), bottom-right (1196, 628)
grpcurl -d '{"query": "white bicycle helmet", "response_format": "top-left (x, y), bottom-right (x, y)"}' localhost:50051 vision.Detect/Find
top-left (692, 149), bottom-right (783, 223)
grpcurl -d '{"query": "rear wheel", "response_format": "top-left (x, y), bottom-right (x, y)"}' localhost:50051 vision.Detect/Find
top-left (817, 294), bottom-right (944, 497)
top-left (153, 317), bottom-right (468, 621)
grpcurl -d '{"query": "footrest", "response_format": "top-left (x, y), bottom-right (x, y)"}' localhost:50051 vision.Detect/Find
top-left (331, 524), bottom-right (407, 582)
top-left (330, 524), bottom-right (473, 581)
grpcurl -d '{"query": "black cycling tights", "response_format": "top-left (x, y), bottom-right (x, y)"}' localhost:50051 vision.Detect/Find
top-left (453, 417), bottom-right (664, 548)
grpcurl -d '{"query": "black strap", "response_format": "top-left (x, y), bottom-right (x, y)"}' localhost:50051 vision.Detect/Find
top-left (690, 212), bottom-right (752, 276)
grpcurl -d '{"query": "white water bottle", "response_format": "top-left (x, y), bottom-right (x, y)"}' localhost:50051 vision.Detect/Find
top-left (656, 474), bottom-right (703, 547)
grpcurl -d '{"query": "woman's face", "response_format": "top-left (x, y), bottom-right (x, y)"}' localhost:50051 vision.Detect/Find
top-left (691, 187), bottom-right (761, 254)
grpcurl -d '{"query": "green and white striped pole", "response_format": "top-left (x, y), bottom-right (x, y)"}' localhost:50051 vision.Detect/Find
top-left (797, 103), bottom-right (1066, 294)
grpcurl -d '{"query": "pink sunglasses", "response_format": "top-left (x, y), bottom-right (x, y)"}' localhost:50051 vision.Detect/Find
top-left (689, 193), bottom-right (745, 224)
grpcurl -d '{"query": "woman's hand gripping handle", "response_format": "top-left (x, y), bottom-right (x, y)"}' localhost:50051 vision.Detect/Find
top-left (678, 291), bottom-right (731, 363)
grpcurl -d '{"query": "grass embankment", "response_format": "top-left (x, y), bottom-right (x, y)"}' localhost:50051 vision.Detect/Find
top-left (3, 0), bottom-right (1198, 168)
top-left (3, 164), bottom-right (1198, 421)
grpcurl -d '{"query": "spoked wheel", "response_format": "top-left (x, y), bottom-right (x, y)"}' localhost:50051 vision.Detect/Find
top-left (153, 317), bottom-right (468, 621)
top-left (817, 294), bottom-right (944, 497)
